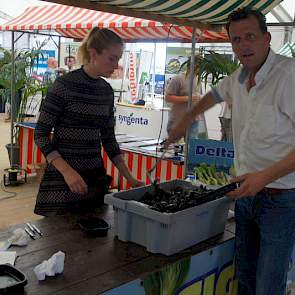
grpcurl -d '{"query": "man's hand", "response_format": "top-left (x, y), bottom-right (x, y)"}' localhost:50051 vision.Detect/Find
top-left (62, 168), bottom-right (88, 195)
top-left (227, 171), bottom-right (270, 198)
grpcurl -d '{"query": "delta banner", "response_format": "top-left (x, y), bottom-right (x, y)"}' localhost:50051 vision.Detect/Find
top-left (103, 239), bottom-right (295, 295)
top-left (187, 139), bottom-right (234, 172)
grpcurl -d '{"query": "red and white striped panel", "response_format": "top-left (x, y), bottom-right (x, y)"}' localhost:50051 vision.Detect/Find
top-left (19, 126), bottom-right (45, 174)
top-left (119, 151), bottom-right (184, 190)
top-left (0, 4), bottom-right (228, 42)
top-left (18, 125), bottom-right (184, 190)
top-left (101, 147), bottom-right (120, 188)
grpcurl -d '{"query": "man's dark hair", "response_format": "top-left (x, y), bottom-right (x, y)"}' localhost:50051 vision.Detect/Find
top-left (226, 8), bottom-right (267, 35)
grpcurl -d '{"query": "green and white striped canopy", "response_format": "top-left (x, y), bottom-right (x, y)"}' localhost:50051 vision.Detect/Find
top-left (278, 42), bottom-right (295, 57)
top-left (41, 0), bottom-right (283, 28)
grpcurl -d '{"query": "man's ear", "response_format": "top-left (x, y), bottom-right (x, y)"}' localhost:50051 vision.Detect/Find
top-left (266, 32), bottom-right (271, 43)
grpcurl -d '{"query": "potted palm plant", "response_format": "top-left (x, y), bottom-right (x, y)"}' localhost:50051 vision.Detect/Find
top-left (0, 46), bottom-right (48, 167)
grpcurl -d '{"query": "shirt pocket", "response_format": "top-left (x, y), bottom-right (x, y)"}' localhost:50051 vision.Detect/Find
top-left (252, 105), bottom-right (276, 144)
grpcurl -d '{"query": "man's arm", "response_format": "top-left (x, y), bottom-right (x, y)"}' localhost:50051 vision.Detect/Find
top-left (165, 94), bottom-right (199, 104)
top-left (165, 92), bottom-right (217, 146)
top-left (228, 148), bottom-right (295, 198)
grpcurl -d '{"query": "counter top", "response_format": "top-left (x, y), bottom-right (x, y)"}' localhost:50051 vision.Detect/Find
top-left (1, 206), bottom-right (235, 295)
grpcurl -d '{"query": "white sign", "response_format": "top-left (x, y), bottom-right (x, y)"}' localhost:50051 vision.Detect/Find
top-left (115, 103), bottom-right (168, 139)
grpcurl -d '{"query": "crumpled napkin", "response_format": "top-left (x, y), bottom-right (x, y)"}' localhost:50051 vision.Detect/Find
top-left (0, 228), bottom-right (28, 251)
top-left (34, 251), bottom-right (65, 281)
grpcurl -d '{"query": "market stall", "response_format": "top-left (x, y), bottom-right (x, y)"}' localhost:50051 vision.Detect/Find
top-left (1, 1), bottom-right (291, 294)
top-left (0, 3), bottom-right (231, 171)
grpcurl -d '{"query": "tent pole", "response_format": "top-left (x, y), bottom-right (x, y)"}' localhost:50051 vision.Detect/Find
top-left (184, 27), bottom-right (196, 177)
top-left (10, 30), bottom-right (15, 167)
top-left (151, 42), bottom-right (156, 99)
top-left (58, 36), bottom-right (61, 67)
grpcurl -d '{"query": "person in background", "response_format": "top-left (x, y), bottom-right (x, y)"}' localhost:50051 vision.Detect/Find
top-left (43, 57), bottom-right (58, 84)
top-left (34, 28), bottom-right (143, 216)
top-left (165, 8), bottom-right (295, 295)
top-left (165, 55), bottom-right (202, 139)
top-left (64, 55), bottom-right (77, 72)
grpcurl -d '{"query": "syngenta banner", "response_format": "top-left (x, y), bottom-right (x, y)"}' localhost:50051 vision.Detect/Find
top-left (117, 113), bottom-right (149, 126)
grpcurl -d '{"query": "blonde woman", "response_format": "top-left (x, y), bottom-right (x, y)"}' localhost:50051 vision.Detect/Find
top-left (34, 28), bottom-right (143, 216)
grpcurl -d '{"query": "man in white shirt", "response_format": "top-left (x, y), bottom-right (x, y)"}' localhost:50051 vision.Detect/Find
top-left (166, 8), bottom-right (295, 295)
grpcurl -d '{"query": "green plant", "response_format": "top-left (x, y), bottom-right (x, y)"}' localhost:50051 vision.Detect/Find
top-left (142, 257), bottom-right (191, 295)
top-left (0, 42), bottom-right (49, 144)
top-left (179, 50), bottom-right (240, 89)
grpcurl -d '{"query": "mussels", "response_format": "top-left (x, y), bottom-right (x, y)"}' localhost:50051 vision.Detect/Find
top-left (140, 185), bottom-right (217, 213)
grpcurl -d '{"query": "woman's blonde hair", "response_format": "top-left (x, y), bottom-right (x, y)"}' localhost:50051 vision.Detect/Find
top-left (77, 28), bottom-right (123, 65)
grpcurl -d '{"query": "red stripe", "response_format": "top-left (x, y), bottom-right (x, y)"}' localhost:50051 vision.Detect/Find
top-left (177, 164), bottom-right (183, 179)
top-left (37, 147), bottom-right (42, 164)
top-left (155, 159), bottom-right (162, 182)
top-left (27, 129), bottom-right (33, 173)
top-left (19, 127), bottom-right (24, 169)
top-left (166, 161), bottom-right (172, 181)
top-left (119, 174), bottom-right (124, 190)
top-left (137, 154), bottom-right (142, 180)
top-left (146, 156), bottom-right (152, 185)
top-left (126, 152), bottom-right (134, 190)
top-left (102, 149), bottom-right (108, 170)
top-left (110, 162), bottom-right (116, 188)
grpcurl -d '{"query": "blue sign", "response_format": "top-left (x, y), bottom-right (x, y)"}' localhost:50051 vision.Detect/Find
top-left (32, 50), bottom-right (55, 74)
top-left (188, 139), bottom-right (234, 169)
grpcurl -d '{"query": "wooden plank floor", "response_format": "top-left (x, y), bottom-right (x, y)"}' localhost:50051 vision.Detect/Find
top-left (0, 114), bottom-right (42, 229)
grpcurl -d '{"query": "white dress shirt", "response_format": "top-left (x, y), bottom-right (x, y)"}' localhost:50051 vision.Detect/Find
top-left (212, 49), bottom-right (295, 189)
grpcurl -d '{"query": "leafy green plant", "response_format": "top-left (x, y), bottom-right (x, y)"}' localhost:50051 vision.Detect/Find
top-left (142, 257), bottom-right (191, 295)
top-left (0, 41), bottom-right (50, 144)
top-left (179, 50), bottom-right (240, 89)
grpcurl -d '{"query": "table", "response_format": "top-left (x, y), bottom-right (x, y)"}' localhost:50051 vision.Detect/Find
top-left (1, 205), bottom-right (236, 295)
top-left (17, 123), bottom-right (184, 190)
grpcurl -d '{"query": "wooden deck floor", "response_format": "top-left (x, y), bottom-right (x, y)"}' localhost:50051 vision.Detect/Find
top-left (0, 114), bottom-right (42, 229)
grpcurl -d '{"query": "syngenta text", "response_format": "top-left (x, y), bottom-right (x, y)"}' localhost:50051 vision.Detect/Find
top-left (118, 113), bottom-right (149, 126)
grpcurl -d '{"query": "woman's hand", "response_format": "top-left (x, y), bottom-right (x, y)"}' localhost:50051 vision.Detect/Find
top-left (62, 168), bottom-right (88, 195)
top-left (51, 157), bottom-right (88, 195)
top-left (128, 177), bottom-right (145, 188)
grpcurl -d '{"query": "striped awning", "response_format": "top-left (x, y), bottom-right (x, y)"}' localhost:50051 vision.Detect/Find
top-left (278, 42), bottom-right (295, 57)
top-left (0, 4), bottom-right (229, 42)
top-left (40, 0), bottom-right (283, 28)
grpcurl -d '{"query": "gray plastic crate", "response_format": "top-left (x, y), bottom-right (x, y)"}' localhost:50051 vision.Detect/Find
top-left (104, 180), bottom-right (231, 255)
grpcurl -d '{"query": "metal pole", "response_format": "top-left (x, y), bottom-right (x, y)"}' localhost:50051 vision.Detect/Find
top-left (10, 31), bottom-right (15, 168)
top-left (152, 42), bottom-right (156, 100)
top-left (58, 36), bottom-right (61, 67)
top-left (184, 27), bottom-right (196, 177)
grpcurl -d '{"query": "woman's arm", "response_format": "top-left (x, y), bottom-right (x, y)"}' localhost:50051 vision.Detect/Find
top-left (34, 79), bottom-right (88, 195)
top-left (112, 155), bottom-right (144, 187)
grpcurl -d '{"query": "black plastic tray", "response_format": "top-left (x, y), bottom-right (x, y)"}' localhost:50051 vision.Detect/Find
top-left (0, 264), bottom-right (27, 294)
top-left (78, 217), bottom-right (110, 237)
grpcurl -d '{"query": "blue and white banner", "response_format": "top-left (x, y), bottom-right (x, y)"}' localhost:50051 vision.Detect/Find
top-left (188, 139), bottom-right (234, 169)
top-left (102, 239), bottom-right (237, 295)
top-left (103, 239), bottom-right (295, 295)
